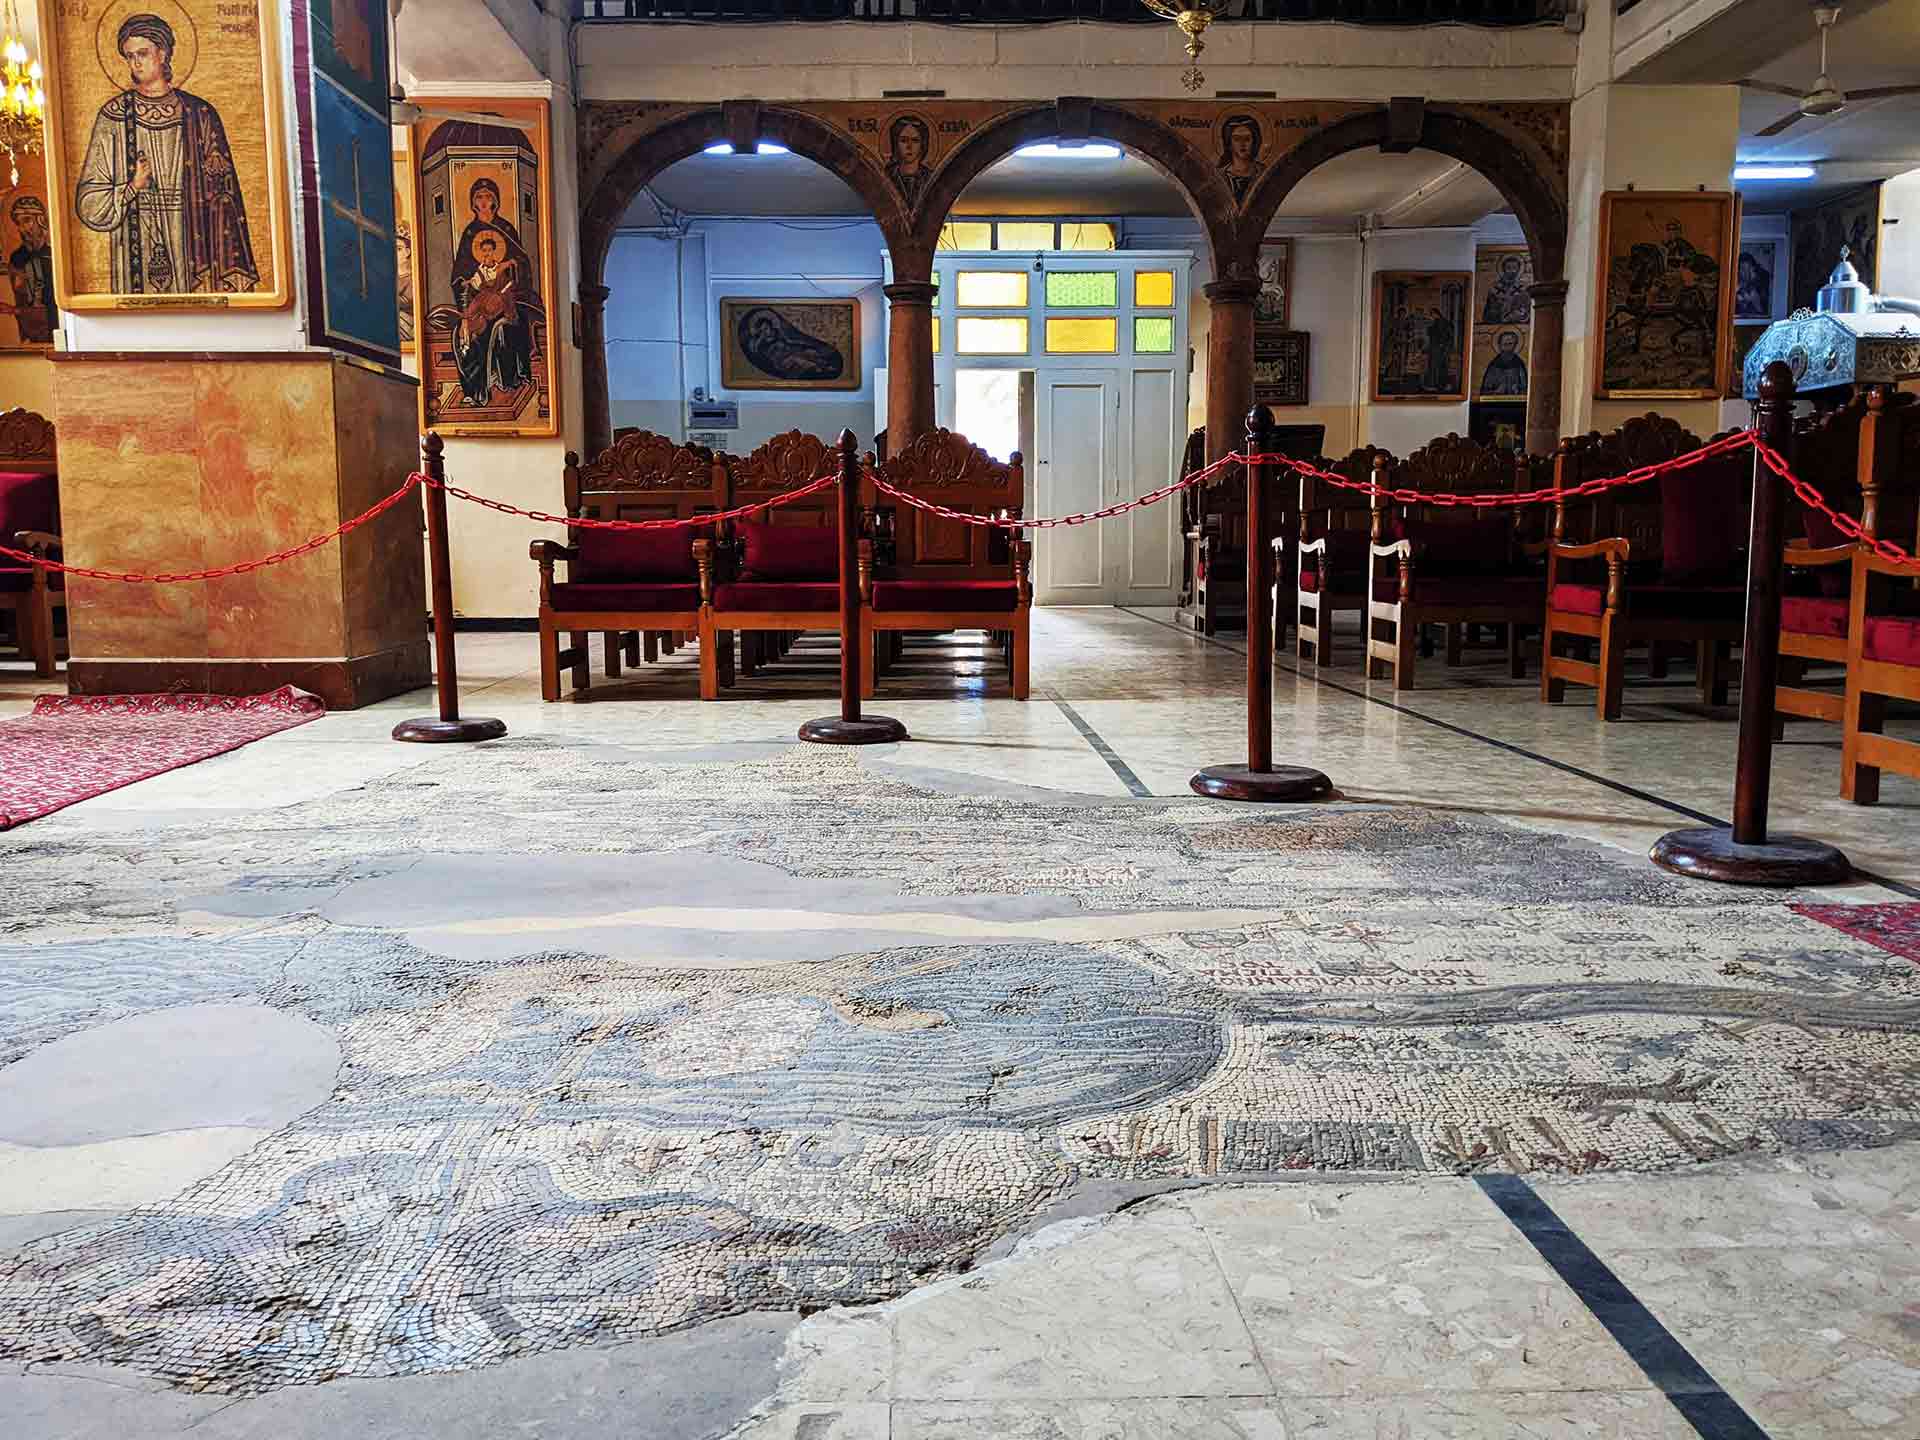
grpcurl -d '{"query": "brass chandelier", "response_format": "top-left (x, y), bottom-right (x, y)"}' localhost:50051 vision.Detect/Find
top-left (1138, 0), bottom-right (1230, 93)
top-left (0, 0), bottom-right (44, 188)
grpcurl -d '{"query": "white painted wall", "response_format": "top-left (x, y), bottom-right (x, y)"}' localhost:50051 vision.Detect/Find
top-left (604, 218), bottom-right (887, 452)
top-left (1357, 226), bottom-right (1479, 455)
top-left (1880, 167), bottom-right (1920, 302)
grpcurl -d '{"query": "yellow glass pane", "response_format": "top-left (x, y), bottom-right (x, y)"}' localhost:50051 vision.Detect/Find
top-left (1059, 221), bottom-right (1116, 252)
top-left (955, 316), bottom-right (1030, 355)
top-left (995, 221), bottom-right (1055, 251)
top-left (939, 221), bottom-right (993, 251)
top-left (1044, 316), bottom-right (1118, 354)
top-left (932, 316), bottom-right (941, 354)
top-left (955, 270), bottom-right (1028, 308)
top-left (1133, 316), bottom-right (1174, 354)
top-left (1134, 270), bottom-right (1176, 308)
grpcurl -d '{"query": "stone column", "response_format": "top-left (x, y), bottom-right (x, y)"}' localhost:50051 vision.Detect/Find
top-left (580, 283), bottom-right (613, 461)
top-left (884, 279), bottom-right (937, 447)
top-left (1525, 279), bottom-right (1568, 456)
top-left (1203, 277), bottom-right (1260, 463)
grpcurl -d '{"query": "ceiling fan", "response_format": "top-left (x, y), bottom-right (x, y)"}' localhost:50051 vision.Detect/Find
top-left (1740, 3), bottom-right (1920, 137)
top-left (389, 84), bottom-right (535, 132)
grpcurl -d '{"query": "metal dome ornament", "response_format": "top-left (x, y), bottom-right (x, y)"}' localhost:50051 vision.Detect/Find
top-left (1139, 0), bottom-right (1226, 93)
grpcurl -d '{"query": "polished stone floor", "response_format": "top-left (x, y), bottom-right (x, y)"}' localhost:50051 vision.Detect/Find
top-left (2, 608), bottom-right (1918, 1439)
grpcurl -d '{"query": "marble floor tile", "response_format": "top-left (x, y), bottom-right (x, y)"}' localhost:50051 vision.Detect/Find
top-left (891, 1398), bottom-right (1292, 1439)
top-left (729, 1401), bottom-right (890, 1439)
top-left (892, 1212), bottom-right (1270, 1401)
top-left (1280, 1389), bottom-right (1697, 1438)
top-left (1208, 1221), bottom-right (1648, 1397)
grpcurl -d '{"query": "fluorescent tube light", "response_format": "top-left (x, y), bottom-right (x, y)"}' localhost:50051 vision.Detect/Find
top-left (1734, 164), bottom-right (1816, 180)
top-left (1014, 143), bottom-right (1122, 159)
top-left (701, 142), bottom-right (791, 156)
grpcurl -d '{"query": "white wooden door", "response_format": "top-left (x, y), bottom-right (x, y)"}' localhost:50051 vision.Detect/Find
top-left (1119, 367), bottom-right (1180, 607)
top-left (1036, 369), bottom-right (1119, 606)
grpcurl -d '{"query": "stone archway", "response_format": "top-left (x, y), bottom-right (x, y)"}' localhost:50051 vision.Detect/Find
top-left (575, 103), bottom-right (918, 458)
top-left (1235, 104), bottom-right (1571, 456)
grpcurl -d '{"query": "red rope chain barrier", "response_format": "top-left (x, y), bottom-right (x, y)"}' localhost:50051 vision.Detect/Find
top-left (865, 449), bottom-right (1244, 530)
top-left (425, 468), bottom-right (838, 530)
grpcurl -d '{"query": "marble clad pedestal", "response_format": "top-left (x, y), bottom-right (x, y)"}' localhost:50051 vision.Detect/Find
top-left (51, 352), bottom-right (430, 709)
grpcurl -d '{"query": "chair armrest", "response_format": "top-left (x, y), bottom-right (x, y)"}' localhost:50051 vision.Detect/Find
top-left (1549, 538), bottom-right (1632, 563)
top-left (1298, 537), bottom-right (1329, 557)
top-left (1369, 540), bottom-right (1411, 559)
top-left (1858, 550), bottom-right (1920, 580)
top-left (12, 530), bottom-right (61, 559)
top-left (528, 539), bottom-right (577, 565)
top-left (857, 537), bottom-right (875, 604)
top-left (1784, 543), bottom-right (1854, 569)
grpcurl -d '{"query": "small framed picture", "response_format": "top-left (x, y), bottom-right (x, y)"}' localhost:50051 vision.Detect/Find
top-left (719, 297), bottom-right (862, 392)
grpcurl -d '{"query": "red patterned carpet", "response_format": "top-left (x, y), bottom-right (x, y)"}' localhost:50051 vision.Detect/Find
top-left (1793, 902), bottom-right (1920, 965)
top-left (0, 688), bottom-right (325, 830)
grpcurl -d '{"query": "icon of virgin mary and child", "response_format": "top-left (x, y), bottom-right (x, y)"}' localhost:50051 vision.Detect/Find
top-left (438, 177), bottom-right (539, 404)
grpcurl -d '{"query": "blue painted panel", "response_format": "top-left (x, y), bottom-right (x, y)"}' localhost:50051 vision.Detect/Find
top-left (314, 77), bottom-right (401, 357)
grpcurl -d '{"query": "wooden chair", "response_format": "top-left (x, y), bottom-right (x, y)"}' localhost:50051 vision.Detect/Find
top-left (1366, 434), bottom-right (1542, 689)
top-left (1291, 447), bottom-right (1386, 667)
top-left (1540, 416), bottom-right (1751, 720)
top-left (529, 432), bottom-right (725, 701)
top-left (1778, 391), bottom-right (1920, 732)
top-left (1175, 427), bottom-right (1244, 637)
top-left (1840, 535), bottom-right (1920, 803)
top-left (0, 407), bottom-right (62, 678)
top-left (858, 428), bottom-right (1031, 700)
top-left (700, 430), bottom-right (840, 700)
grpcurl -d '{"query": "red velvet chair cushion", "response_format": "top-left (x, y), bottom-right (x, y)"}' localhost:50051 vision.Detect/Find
top-left (1550, 581), bottom-right (1744, 620)
top-left (0, 471), bottom-right (57, 536)
top-left (572, 525), bottom-right (700, 582)
top-left (1864, 615), bottom-right (1920, 668)
top-left (712, 580), bottom-right (839, 613)
top-left (1660, 466), bottom-right (1747, 584)
top-left (872, 579), bottom-right (1019, 614)
top-left (549, 581), bottom-right (700, 612)
top-left (1781, 595), bottom-right (1847, 639)
top-left (1550, 582), bottom-right (1606, 616)
top-left (738, 521), bottom-right (838, 581)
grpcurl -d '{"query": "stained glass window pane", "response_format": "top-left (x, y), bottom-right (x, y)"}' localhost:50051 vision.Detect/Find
top-left (939, 222), bottom-right (993, 250)
top-left (955, 271), bottom-right (1028, 307)
top-left (1133, 316), bottom-right (1174, 353)
top-left (1045, 271), bottom-right (1118, 308)
top-left (1134, 270), bottom-right (1175, 308)
top-left (932, 317), bottom-right (941, 354)
top-left (1044, 316), bottom-right (1118, 354)
top-left (956, 316), bottom-right (1030, 355)
top-left (995, 221), bottom-right (1055, 251)
top-left (1058, 222), bottom-right (1117, 252)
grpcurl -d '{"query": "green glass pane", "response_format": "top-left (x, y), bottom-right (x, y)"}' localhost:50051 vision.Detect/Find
top-left (1133, 316), bottom-right (1174, 354)
top-left (1045, 271), bottom-right (1118, 308)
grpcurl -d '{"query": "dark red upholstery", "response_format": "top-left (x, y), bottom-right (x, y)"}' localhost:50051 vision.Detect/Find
top-left (872, 579), bottom-right (1018, 614)
top-left (1411, 517), bottom-right (1514, 576)
top-left (712, 580), bottom-right (838, 612)
top-left (1660, 464), bottom-right (1747, 584)
top-left (572, 526), bottom-right (701, 582)
top-left (738, 521), bottom-right (837, 581)
top-left (549, 581), bottom-right (700, 612)
top-left (1549, 582), bottom-right (1606, 616)
top-left (1550, 581), bottom-right (1744, 621)
top-left (0, 568), bottom-right (60, 594)
top-left (0, 471), bottom-right (56, 536)
top-left (1399, 576), bottom-right (1541, 605)
top-left (1864, 616), bottom-right (1920, 668)
top-left (1782, 595), bottom-right (1847, 639)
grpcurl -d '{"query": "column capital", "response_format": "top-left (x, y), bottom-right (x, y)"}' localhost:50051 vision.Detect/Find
top-left (883, 280), bottom-right (938, 306)
top-left (580, 283), bottom-right (612, 307)
top-left (1527, 279), bottom-right (1570, 306)
top-left (1202, 277), bottom-right (1263, 307)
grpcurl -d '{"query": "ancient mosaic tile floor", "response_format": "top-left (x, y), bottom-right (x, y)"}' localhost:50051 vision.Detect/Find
top-left (2, 738), bottom-right (1918, 1396)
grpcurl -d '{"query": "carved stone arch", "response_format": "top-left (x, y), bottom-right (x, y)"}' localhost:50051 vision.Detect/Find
top-left (1236, 106), bottom-right (1566, 281)
top-left (907, 101), bottom-right (1243, 277)
top-left (578, 106), bottom-right (914, 290)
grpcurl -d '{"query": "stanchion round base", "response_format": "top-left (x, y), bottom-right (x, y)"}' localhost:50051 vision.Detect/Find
top-left (392, 716), bottom-right (508, 744)
top-left (798, 715), bottom-right (907, 745)
top-left (1189, 764), bottom-right (1333, 802)
top-left (1650, 826), bottom-right (1851, 887)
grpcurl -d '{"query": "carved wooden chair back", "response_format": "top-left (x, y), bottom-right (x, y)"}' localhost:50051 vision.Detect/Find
top-left (1179, 425), bottom-right (1238, 538)
top-left (0, 407), bottom-right (59, 535)
top-left (863, 428), bottom-right (1024, 580)
top-left (1553, 414), bottom-right (1700, 561)
top-left (719, 430), bottom-right (838, 534)
top-left (1393, 433), bottom-right (1524, 570)
top-left (1301, 446), bottom-right (1384, 546)
top-left (562, 431), bottom-right (728, 531)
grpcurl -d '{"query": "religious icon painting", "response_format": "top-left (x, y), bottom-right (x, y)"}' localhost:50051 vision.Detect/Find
top-left (0, 148), bottom-right (57, 349)
top-left (393, 148), bottom-right (415, 353)
top-left (35, 0), bottom-right (293, 310)
top-left (1254, 237), bottom-right (1290, 326)
top-left (1371, 270), bottom-right (1470, 402)
top-left (1592, 190), bottom-right (1736, 401)
top-left (1790, 183), bottom-right (1881, 313)
top-left (1216, 114), bottom-right (1266, 208)
top-left (1734, 238), bottom-right (1780, 322)
top-left (1252, 329), bottom-right (1308, 407)
top-left (719, 298), bottom-right (860, 391)
top-left (292, 0), bottom-right (400, 362)
top-left (1726, 322), bottom-right (1764, 400)
top-left (1472, 245), bottom-right (1533, 400)
top-left (411, 99), bottom-right (558, 436)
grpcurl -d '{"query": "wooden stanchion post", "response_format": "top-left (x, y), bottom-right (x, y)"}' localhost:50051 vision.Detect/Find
top-left (394, 433), bottom-right (507, 745)
top-left (1650, 362), bottom-right (1848, 884)
top-left (800, 430), bottom-right (906, 745)
top-left (1190, 406), bottom-right (1332, 802)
